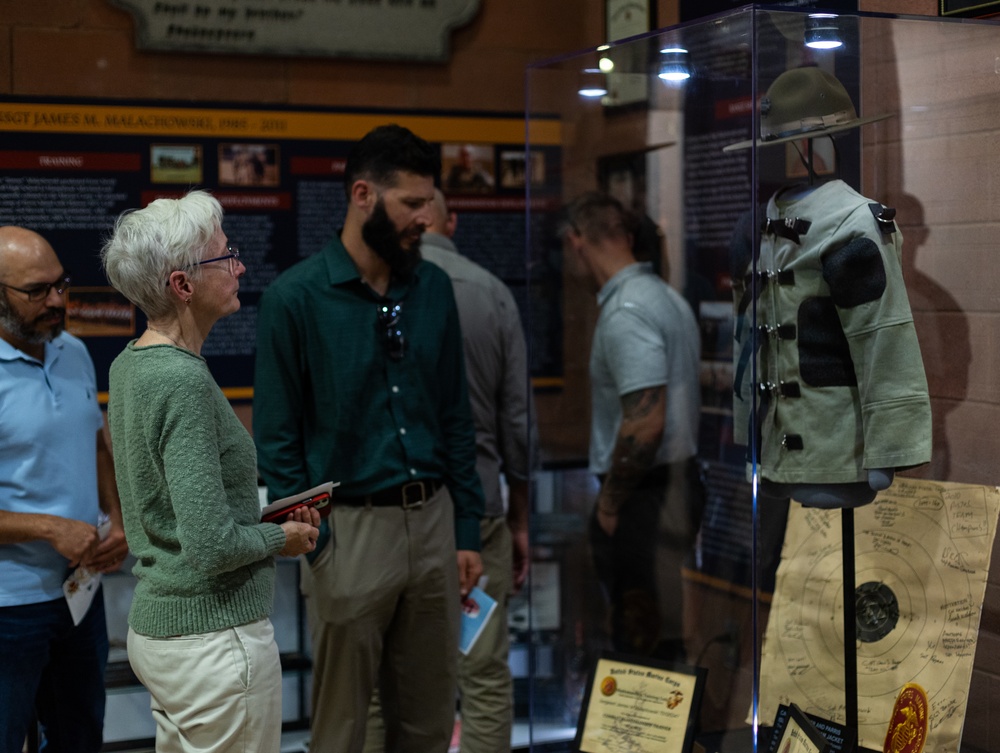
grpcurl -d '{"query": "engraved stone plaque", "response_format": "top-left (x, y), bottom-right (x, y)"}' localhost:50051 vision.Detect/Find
top-left (109, 0), bottom-right (481, 61)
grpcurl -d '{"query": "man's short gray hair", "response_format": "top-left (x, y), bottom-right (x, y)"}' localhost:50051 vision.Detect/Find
top-left (101, 190), bottom-right (223, 319)
top-left (562, 191), bottom-right (637, 245)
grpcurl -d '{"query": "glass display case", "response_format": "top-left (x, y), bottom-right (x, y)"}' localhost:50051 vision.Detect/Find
top-left (524, 7), bottom-right (1000, 753)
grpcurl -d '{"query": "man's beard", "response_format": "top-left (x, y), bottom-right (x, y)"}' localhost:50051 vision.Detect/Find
top-left (0, 291), bottom-right (64, 345)
top-left (362, 198), bottom-right (421, 280)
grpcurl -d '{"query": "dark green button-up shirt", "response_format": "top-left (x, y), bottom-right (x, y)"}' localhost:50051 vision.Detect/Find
top-left (253, 235), bottom-right (484, 551)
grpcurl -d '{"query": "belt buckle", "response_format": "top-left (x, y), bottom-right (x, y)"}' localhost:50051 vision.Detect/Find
top-left (400, 481), bottom-right (426, 509)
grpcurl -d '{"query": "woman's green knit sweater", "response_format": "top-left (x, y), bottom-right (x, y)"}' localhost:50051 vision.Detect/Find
top-left (108, 343), bottom-right (287, 637)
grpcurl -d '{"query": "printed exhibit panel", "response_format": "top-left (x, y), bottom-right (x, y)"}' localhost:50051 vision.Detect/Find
top-left (0, 100), bottom-right (563, 398)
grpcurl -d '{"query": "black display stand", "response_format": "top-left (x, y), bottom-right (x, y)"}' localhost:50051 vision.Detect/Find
top-left (842, 508), bottom-right (859, 733)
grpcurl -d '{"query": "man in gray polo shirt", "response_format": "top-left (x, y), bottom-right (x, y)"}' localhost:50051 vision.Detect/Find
top-left (563, 191), bottom-right (703, 661)
top-left (421, 189), bottom-right (533, 752)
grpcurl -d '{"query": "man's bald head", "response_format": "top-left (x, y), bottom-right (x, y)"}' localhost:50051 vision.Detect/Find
top-left (427, 189), bottom-right (457, 238)
top-left (0, 227), bottom-right (67, 352)
top-left (0, 226), bottom-right (60, 277)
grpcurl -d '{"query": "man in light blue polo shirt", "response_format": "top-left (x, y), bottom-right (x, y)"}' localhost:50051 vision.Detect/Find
top-left (0, 226), bottom-right (128, 753)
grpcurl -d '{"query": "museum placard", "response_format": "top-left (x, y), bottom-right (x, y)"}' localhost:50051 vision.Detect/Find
top-left (109, 0), bottom-right (482, 61)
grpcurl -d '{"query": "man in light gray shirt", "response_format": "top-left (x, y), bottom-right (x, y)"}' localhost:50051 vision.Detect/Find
top-left (563, 191), bottom-right (703, 661)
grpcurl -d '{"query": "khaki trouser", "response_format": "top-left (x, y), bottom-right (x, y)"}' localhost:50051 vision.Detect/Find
top-left (457, 516), bottom-right (513, 753)
top-left (304, 486), bottom-right (460, 753)
top-left (127, 618), bottom-right (282, 753)
top-left (366, 516), bottom-right (514, 753)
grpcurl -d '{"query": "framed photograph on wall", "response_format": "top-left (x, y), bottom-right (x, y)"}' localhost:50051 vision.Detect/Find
top-left (441, 142), bottom-right (495, 194)
top-left (150, 144), bottom-right (202, 184)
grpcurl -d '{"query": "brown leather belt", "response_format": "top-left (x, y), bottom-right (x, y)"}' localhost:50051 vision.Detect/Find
top-left (339, 479), bottom-right (442, 509)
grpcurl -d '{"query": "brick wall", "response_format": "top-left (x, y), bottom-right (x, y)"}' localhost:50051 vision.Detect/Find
top-left (861, 10), bottom-right (1000, 750)
top-left (0, 0), bottom-right (604, 108)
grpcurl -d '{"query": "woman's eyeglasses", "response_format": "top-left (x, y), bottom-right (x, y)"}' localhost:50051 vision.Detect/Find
top-left (166, 246), bottom-right (241, 285)
top-left (195, 245), bottom-right (241, 272)
top-left (377, 302), bottom-right (406, 361)
top-left (0, 274), bottom-right (71, 302)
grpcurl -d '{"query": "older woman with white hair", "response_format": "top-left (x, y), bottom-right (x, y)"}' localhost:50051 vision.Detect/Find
top-left (101, 189), bottom-right (319, 753)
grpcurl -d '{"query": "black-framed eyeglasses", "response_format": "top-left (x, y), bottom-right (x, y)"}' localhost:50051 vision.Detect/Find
top-left (377, 302), bottom-right (406, 361)
top-left (197, 245), bottom-right (240, 270)
top-left (166, 245), bottom-right (241, 285)
top-left (0, 274), bottom-right (71, 302)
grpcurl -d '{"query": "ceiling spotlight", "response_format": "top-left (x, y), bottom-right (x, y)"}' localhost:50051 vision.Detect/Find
top-left (598, 55), bottom-right (615, 73)
top-left (578, 70), bottom-right (608, 99)
top-left (805, 14), bottom-right (843, 50)
top-left (658, 47), bottom-right (690, 83)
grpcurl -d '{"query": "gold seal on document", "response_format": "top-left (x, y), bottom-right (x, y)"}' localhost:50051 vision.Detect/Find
top-left (883, 682), bottom-right (928, 753)
top-left (600, 676), bottom-right (617, 696)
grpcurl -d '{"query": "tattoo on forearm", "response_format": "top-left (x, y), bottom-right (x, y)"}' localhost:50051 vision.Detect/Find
top-left (620, 388), bottom-right (660, 420)
top-left (598, 386), bottom-right (665, 514)
top-left (614, 435), bottom-right (659, 473)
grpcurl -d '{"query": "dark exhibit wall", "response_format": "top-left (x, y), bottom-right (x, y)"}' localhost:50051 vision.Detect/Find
top-left (0, 99), bottom-right (564, 397)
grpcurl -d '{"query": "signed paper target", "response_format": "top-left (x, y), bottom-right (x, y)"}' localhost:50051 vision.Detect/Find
top-left (758, 478), bottom-right (1000, 753)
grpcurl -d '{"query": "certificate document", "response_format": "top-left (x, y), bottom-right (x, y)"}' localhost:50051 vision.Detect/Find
top-left (576, 654), bottom-right (706, 753)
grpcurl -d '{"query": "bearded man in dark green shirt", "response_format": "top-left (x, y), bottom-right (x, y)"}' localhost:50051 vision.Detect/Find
top-left (254, 124), bottom-right (484, 753)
